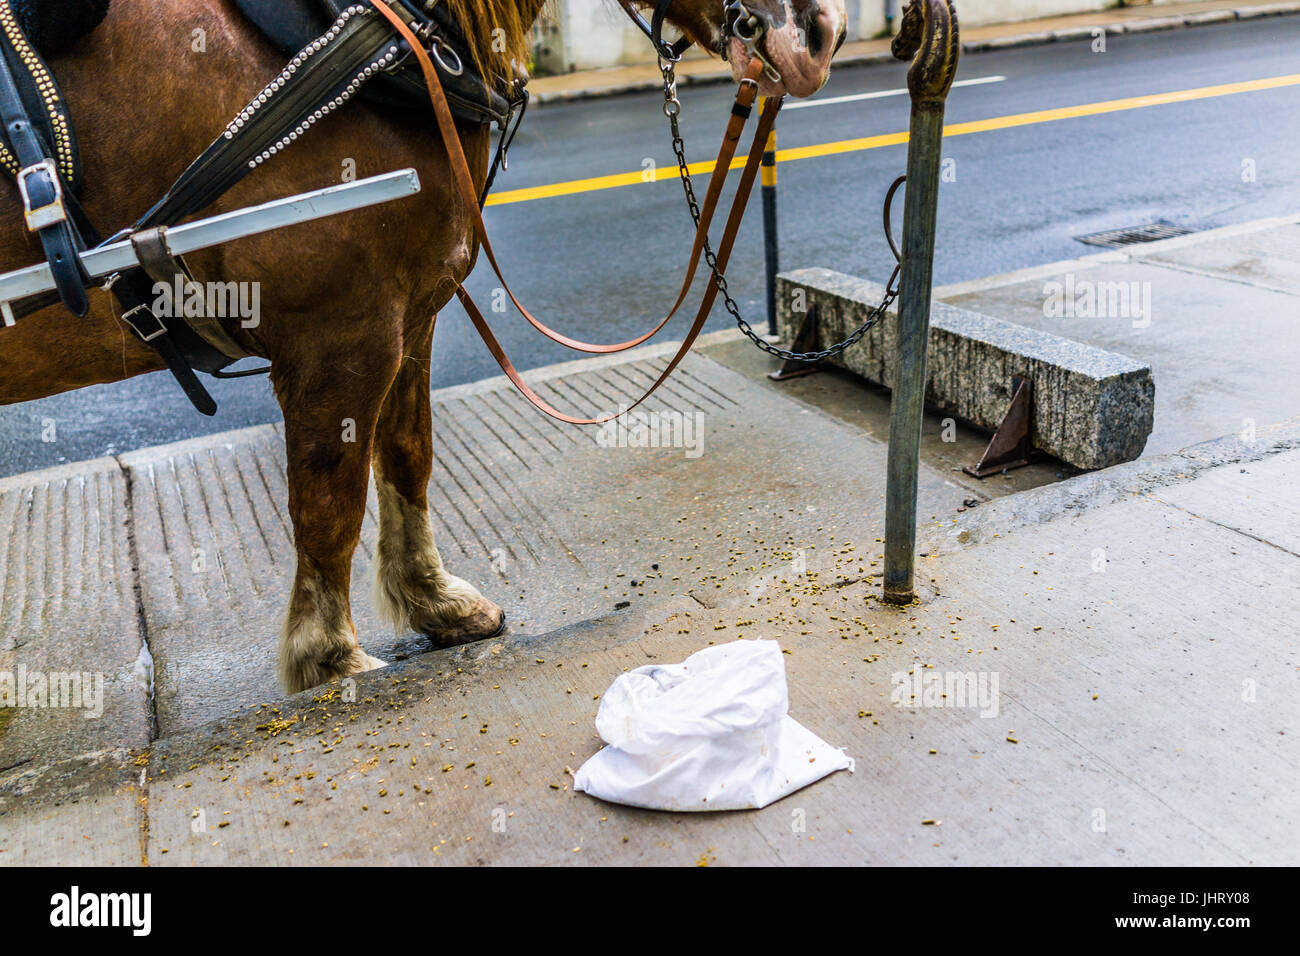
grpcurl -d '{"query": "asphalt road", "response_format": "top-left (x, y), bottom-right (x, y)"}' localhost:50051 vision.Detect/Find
top-left (3, 17), bottom-right (1300, 477)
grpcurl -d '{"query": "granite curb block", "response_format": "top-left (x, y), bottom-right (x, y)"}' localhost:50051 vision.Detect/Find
top-left (775, 267), bottom-right (1155, 471)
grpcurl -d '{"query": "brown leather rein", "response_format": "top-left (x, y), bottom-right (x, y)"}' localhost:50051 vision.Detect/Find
top-left (369, 1), bottom-right (780, 425)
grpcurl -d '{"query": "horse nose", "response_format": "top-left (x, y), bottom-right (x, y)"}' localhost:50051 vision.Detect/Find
top-left (800, 2), bottom-right (844, 58)
top-left (741, 0), bottom-right (841, 59)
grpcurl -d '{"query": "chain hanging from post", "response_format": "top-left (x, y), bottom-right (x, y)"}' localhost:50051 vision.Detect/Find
top-left (660, 58), bottom-right (904, 364)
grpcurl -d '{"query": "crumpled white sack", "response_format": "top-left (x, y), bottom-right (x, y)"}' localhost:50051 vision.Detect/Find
top-left (573, 640), bottom-right (853, 811)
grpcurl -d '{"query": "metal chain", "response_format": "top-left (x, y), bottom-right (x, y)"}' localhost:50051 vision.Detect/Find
top-left (661, 60), bottom-right (901, 363)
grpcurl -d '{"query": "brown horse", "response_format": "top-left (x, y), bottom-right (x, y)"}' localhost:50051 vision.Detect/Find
top-left (0, 0), bottom-right (847, 693)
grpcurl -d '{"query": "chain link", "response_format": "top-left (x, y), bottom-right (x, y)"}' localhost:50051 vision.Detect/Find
top-left (662, 60), bottom-right (901, 363)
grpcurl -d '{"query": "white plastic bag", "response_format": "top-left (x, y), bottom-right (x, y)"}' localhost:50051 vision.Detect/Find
top-left (573, 640), bottom-right (853, 811)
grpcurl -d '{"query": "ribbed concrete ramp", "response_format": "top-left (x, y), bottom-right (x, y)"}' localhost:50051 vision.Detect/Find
top-left (4, 346), bottom-right (968, 748)
top-left (3, 391), bottom-right (1298, 865)
top-left (0, 460), bottom-right (150, 770)
top-left (122, 427), bottom-right (297, 736)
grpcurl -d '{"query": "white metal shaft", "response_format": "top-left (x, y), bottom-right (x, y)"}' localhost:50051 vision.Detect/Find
top-left (0, 168), bottom-right (422, 314)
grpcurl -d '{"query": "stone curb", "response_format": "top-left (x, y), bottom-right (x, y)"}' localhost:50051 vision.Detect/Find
top-left (775, 268), bottom-right (1156, 471)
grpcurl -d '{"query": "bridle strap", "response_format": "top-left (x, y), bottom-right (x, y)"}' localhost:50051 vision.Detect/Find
top-left (368, 1), bottom-right (774, 423)
top-left (624, 0), bottom-right (693, 61)
top-left (457, 97), bottom-right (779, 426)
top-left (371, 0), bottom-right (761, 356)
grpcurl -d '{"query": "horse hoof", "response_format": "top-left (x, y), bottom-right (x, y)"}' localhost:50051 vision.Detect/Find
top-left (282, 646), bottom-right (388, 694)
top-left (423, 598), bottom-right (506, 648)
top-left (338, 650), bottom-right (388, 682)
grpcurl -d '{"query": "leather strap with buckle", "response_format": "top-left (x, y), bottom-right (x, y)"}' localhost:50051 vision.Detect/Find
top-left (370, 0), bottom-right (775, 424)
top-left (17, 158), bottom-right (66, 230)
top-left (120, 302), bottom-right (167, 342)
top-left (0, 30), bottom-right (88, 317)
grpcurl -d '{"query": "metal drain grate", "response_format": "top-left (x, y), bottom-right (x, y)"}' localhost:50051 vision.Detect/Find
top-left (1075, 221), bottom-right (1195, 249)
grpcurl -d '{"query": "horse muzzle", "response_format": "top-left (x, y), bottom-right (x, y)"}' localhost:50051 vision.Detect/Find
top-left (725, 0), bottom-right (843, 98)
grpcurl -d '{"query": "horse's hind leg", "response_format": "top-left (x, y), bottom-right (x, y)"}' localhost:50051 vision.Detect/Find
top-left (371, 316), bottom-right (505, 646)
top-left (274, 338), bottom-right (399, 693)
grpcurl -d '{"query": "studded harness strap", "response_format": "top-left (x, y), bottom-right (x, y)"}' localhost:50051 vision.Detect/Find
top-left (0, 0), bottom-right (90, 318)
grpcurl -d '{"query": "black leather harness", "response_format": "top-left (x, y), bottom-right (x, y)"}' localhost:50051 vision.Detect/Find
top-left (0, 1), bottom-right (89, 318)
top-left (237, 0), bottom-right (523, 129)
top-left (0, 0), bottom-right (528, 414)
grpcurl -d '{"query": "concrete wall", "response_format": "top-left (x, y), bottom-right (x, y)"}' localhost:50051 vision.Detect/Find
top-left (548, 0), bottom-right (645, 71)
top-left (535, 0), bottom-right (1149, 72)
top-left (959, 0), bottom-right (1117, 28)
top-left (537, 0), bottom-right (888, 71)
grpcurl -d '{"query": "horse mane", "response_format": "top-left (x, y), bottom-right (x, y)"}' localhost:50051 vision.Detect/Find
top-left (445, 0), bottom-right (549, 81)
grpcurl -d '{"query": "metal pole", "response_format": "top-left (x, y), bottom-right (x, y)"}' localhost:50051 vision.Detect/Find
top-left (883, 0), bottom-right (959, 605)
top-left (760, 97), bottom-right (779, 337)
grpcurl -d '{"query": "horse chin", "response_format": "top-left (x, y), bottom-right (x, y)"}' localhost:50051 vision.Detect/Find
top-left (727, 36), bottom-right (829, 99)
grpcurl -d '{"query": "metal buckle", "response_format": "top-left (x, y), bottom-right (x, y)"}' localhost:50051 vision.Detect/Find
top-left (17, 159), bottom-right (68, 232)
top-left (724, 0), bottom-right (782, 83)
top-left (661, 57), bottom-right (681, 118)
top-left (121, 304), bottom-right (167, 343)
top-left (754, 55), bottom-right (781, 84)
top-left (729, 0), bottom-right (762, 42)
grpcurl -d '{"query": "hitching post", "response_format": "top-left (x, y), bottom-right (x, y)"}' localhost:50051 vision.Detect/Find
top-left (759, 96), bottom-right (780, 337)
top-left (883, 0), bottom-right (960, 605)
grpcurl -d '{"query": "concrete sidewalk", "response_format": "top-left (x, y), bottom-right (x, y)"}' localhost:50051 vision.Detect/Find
top-left (2, 213), bottom-right (1298, 865)
top-left (2, 416), bottom-right (1296, 865)
top-left (529, 0), bottom-right (1300, 103)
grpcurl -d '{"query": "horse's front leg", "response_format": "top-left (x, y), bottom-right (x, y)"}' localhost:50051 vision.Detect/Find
top-left (274, 337), bottom-right (399, 693)
top-left (371, 315), bottom-right (505, 645)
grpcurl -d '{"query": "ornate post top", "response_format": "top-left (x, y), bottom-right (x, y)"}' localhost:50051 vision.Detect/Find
top-left (891, 0), bottom-right (960, 108)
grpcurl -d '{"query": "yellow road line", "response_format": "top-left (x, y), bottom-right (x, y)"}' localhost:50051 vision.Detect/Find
top-left (485, 73), bottom-right (1300, 207)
